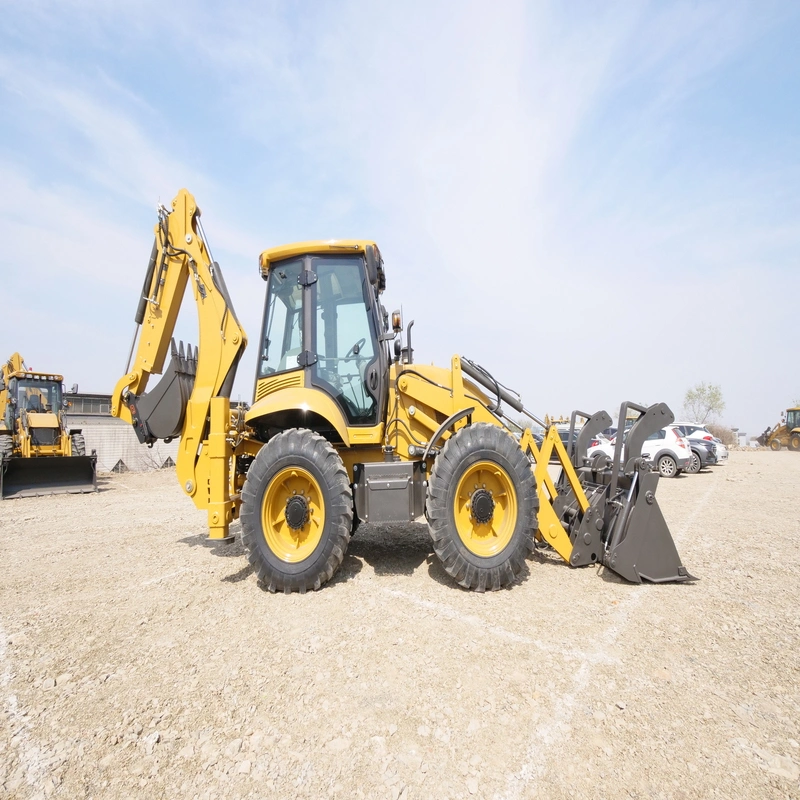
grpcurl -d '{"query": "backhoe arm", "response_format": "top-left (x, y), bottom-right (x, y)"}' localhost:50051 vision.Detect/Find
top-left (111, 189), bottom-right (247, 537)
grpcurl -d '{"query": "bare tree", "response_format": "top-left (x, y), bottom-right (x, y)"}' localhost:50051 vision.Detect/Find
top-left (682, 382), bottom-right (725, 423)
top-left (707, 423), bottom-right (736, 446)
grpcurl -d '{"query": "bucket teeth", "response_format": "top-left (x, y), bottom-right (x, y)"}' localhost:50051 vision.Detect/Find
top-left (129, 339), bottom-right (197, 443)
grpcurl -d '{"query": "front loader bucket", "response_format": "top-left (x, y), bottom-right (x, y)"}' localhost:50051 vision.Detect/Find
top-left (602, 465), bottom-right (695, 583)
top-left (1, 454), bottom-right (98, 499)
top-left (552, 401), bottom-right (696, 584)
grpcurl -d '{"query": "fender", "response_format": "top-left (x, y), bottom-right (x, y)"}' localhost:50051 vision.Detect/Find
top-left (246, 386), bottom-right (351, 447)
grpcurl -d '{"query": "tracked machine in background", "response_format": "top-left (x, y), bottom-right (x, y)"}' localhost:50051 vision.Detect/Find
top-left (0, 353), bottom-right (97, 499)
top-left (112, 189), bottom-right (695, 592)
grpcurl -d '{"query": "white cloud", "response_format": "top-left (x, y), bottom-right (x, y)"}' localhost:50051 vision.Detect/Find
top-left (0, 1), bottom-right (797, 433)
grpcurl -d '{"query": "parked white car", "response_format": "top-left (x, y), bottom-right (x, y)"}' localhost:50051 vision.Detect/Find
top-left (586, 426), bottom-right (692, 478)
top-left (712, 437), bottom-right (728, 463)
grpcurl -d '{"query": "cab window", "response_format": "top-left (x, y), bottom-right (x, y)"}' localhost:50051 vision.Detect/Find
top-left (313, 256), bottom-right (377, 424)
top-left (17, 380), bottom-right (61, 413)
top-left (259, 259), bottom-right (303, 376)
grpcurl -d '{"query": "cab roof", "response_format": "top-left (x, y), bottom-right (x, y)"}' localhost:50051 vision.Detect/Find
top-left (259, 239), bottom-right (377, 278)
top-left (9, 370), bottom-right (63, 382)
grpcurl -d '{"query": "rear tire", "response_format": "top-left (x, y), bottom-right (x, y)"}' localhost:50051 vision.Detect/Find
top-left (426, 423), bottom-right (538, 591)
top-left (686, 451), bottom-right (701, 474)
top-left (240, 429), bottom-right (352, 593)
top-left (770, 439), bottom-right (781, 451)
top-left (70, 434), bottom-right (86, 456)
top-left (657, 454), bottom-right (678, 478)
top-left (790, 434), bottom-right (800, 452)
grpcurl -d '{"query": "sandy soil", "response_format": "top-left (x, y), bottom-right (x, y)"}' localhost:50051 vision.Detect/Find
top-left (1, 451), bottom-right (799, 800)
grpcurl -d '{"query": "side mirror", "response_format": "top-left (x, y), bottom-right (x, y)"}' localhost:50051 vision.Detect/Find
top-left (70, 384), bottom-right (78, 394)
top-left (365, 245), bottom-right (379, 285)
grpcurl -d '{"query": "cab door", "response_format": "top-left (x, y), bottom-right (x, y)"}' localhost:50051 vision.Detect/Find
top-left (310, 255), bottom-right (386, 426)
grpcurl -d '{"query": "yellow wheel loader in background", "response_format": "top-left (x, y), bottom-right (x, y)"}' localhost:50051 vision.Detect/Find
top-left (0, 353), bottom-right (97, 499)
top-left (757, 407), bottom-right (800, 451)
top-left (112, 189), bottom-right (694, 592)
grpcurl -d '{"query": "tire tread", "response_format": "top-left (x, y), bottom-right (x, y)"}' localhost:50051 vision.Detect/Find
top-left (240, 428), bottom-right (352, 593)
top-left (426, 423), bottom-right (538, 592)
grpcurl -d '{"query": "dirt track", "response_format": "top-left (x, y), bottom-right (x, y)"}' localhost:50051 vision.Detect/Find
top-left (1, 451), bottom-right (799, 799)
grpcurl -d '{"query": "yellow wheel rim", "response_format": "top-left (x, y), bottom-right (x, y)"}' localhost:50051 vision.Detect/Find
top-left (262, 466), bottom-right (326, 563)
top-left (453, 460), bottom-right (517, 557)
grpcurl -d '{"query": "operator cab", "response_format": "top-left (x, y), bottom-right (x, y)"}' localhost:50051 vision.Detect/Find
top-left (6, 374), bottom-right (63, 419)
top-left (786, 408), bottom-right (800, 430)
top-left (256, 241), bottom-right (389, 428)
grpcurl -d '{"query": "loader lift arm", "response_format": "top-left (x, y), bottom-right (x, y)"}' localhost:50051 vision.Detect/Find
top-left (111, 189), bottom-right (248, 538)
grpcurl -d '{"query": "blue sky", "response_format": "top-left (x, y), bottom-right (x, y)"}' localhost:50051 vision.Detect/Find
top-left (1, 0), bottom-right (798, 436)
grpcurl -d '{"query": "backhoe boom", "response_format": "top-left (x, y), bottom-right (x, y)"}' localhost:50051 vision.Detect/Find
top-left (111, 189), bottom-right (247, 537)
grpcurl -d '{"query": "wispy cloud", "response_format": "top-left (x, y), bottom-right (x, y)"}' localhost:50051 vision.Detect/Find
top-left (0, 1), bottom-right (797, 431)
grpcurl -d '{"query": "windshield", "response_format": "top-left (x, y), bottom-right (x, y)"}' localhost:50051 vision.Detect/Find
top-left (787, 410), bottom-right (800, 429)
top-left (17, 379), bottom-right (62, 413)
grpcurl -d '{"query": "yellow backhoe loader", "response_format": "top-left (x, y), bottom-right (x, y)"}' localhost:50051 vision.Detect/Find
top-left (757, 407), bottom-right (800, 451)
top-left (1, 353), bottom-right (97, 499)
top-left (112, 189), bottom-right (694, 592)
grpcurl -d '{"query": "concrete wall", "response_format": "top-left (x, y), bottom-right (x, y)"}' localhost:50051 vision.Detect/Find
top-left (66, 415), bottom-right (179, 473)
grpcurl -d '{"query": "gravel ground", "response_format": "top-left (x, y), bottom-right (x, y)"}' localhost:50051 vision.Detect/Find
top-left (1, 450), bottom-right (799, 800)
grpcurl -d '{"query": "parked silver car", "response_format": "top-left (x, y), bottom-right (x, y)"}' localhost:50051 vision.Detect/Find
top-left (672, 423), bottom-right (728, 465)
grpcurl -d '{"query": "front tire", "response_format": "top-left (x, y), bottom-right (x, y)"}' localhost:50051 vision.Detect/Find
top-left (770, 439), bottom-right (781, 451)
top-left (70, 433), bottom-right (86, 456)
top-left (657, 454), bottom-right (678, 478)
top-left (426, 423), bottom-right (538, 591)
top-left (240, 429), bottom-right (352, 593)
top-left (686, 451), bottom-right (701, 474)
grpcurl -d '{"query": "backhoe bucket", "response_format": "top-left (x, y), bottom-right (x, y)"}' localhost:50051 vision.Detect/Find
top-left (1, 454), bottom-right (98, 499)
top-left (128, 339), bottom-right (196, 445)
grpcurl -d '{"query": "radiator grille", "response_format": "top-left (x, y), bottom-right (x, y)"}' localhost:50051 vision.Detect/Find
top-left (31, 428), bottom-right (59, 446)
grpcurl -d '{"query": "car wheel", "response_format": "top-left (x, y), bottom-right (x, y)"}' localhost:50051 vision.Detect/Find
top-left (657, 454), bottom-right (678, 478)
top-left (686, 451), bottom-right (701, 474)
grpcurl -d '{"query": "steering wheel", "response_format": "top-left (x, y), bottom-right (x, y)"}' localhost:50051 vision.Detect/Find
top-left (345, 338), bottom-right (367, 359)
